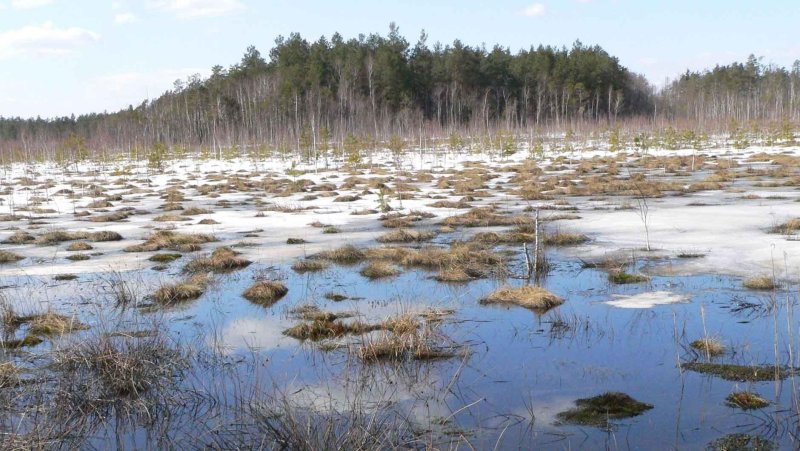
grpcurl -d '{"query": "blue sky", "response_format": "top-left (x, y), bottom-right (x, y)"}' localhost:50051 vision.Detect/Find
top-left (1, 0), bottom-right (798, 118)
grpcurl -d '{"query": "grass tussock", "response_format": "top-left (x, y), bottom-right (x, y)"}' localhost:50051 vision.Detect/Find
top-left (124, 230), bottom-right (216, 252)
top-left (376, 228), bottom-right (436, 243)
top-left (769, 218), bottom-right (800, 234)
top-left (543, 232), bottom-right (590, 246)
top-left (291, 259), bottom-right (329, 273)
top-left (27, 312), bottom-right (89, 336)
top-left (440, 207), bottom-right (531, 228)
top-left (184, 247), bottom-right (252, 273)
top-left (0, 250), bottom-right (24, 263)
top-left (313, 245), bottom-right (366, 264)
top-left (66, 241), bottom-right (93, 252)
top-left (481, 285), bottom-right (564, 313)
top-left (283, 319), bottom-right (377, 341)
top-left (357, 320), bottom-right (455, 363)
top-left (743, 276), bottom-right (779, 290)
top-left (148, 253), bottom-right (182, 263)
top-left (2, 231), bottom-right (35, 244)
top-left (152, 274), bottom-right (210, 306)
top-left (556, 392), bottom-right (653, 427)
top-left (725, 391), bottom-right (769, 410)
top-left (35, 230), bottom-right (123, 245)
top-left (691, 337), bottom-right (726, 356)
top-left (360, 261), bottom-right (402, 279)
top-left (608, 271), bottom-right (649, 284)
top-left (242, 281), bottom-right (288, 306)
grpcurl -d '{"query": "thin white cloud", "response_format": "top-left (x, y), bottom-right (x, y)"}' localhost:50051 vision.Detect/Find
top-left (114, 12), bottom-right (138, 23)
top-left (522, 3), bottom-right (546, 17)
top-left (85, 67), bottom-right (209, 111)
top-left (148, 0), bottom-right (244, 18)
top-left (11, 0), bottom-right (54, 9)
top-left (0, 22), bottom-right (100, 60)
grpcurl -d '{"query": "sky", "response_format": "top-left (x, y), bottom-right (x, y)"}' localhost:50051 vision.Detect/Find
top-left (1, 0), bottom-right (799, 119)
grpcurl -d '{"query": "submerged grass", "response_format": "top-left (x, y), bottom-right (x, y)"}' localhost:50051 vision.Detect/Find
top-left (682, 362), bottom-right (792, 381)
top-left (725, 391), bottom-right (769, 410)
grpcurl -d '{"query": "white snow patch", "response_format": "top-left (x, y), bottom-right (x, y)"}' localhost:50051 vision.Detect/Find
top-left (605, 291), bottom-right (689, 309)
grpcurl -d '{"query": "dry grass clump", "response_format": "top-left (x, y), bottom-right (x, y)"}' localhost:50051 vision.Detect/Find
top-left (180, 206), bottom-right (211, 216)
top-left (725, 391), bottom-right (769, 410)
top-left (357, 320), bottom-right (454, 363)
top-left (34, 230), bottom-right (123, 245)
top-left (66, 241), bottom-right (93, 252)
top-left (376, 228), bottom-right (436, 243)
top-left (608, 271), bottom-right (649, 284)
top-left (286, 237), bottom-right (307, 244)
top-left (27, 312), bottom-right (89, 336)
top-left (87, 211), bottom-right (131, 222)
top-left (198, 218), bottom-right (220, 225)
top-left (543, 232), bottom-right (590, 246)
top-left (2, 231), bottom-right (35, 244)
top-left (290, 305), bottom-right (351, 322)
top-left (441, 207), bottom-right (531, 228)
top-left (360, 261), bottom-right (401, 279)
top-left (124, 230), bottom-right (216, 252)
top-left (691, 337), bottom-right (726, 356)
top-left (153, 213), bottom-right (191, 222)
top-left (152, 274), bottom-right (209, 306)
top-left (481, 285), bottom-right (564, 313)
top-left (53, 328), bottom-right (187, 402)
top-left (66, 254), bottom-right (90, 261)
top-left (0, 251), bottom-right (23, 263)
top-left (291, 259), bottom-right (329, 273)
top-left (769, 218), bottom-right (800, 235)
top-left (333, 194), bottom-right (360, 202)
top-left (242, 281), bottom-right (288, 306)
top-left (283, 319), bottom-right (377, 341)
top-left (313, 245), bottom-right (366, 264)
top-left (149, 253), bottom-right (182, 263)
top-left (184, 247), bottom-right (251, 273)
top-left (87, 231), bottom-right (124, 242)
top-left (743, 276), bottom-right (778, 290)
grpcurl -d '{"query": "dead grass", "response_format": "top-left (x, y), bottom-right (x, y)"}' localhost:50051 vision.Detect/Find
top-left (66, 241), bottom-right (93, 252)
top-left (152, 274), bottom-right (210, 306)
top-left (243, 281), bottom-right (289, 306)
top-left (691, 337), bottom-right (726, 356)
top-left (313, 245), bottom-right (366, 264)
top-left (0, 251), bottom-right (23, 263)
top-left (124, 230), bottom-right (216, 252)
top-left (543, 232), bottom-right (590, 246)
top-left (184, 247), bottom-right (252, 273)
top-left (360, 261), bottom-right (401, 279)
top-left (27, 312), bottom-right (89, 336)
top-left (358, 320), bottom-right (454, 363)
top-left (770, 218), bottom-right (800, 234)
top-left (743, 276), bottom-right (778, 290)
top-left (35, 230), bottom-right (123, 245)
top-left (283, 319), bottom-right (377, 341)
top-left (2, 231), bottom-right (34, 244)
top-left (441, 207), bottom-right (531, 228)
top-left (376, 229), bottom-right (436, 243)
top-left (481, 285), bottom-right (564, 313)
top-left (291, 259), bottom-right (329, 273)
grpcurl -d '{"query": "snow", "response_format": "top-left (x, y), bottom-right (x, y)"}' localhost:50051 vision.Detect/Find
top-left (605, 291), bottom-right (689, 309)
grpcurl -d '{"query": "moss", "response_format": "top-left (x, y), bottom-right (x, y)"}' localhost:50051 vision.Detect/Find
top-left (286, 238), bottom-right (307, 244)
top-left (608, 271), bottom-right (649, 284)
top-left (725, 391), bottom-right (769, 410)
top-left (54, 274), bottom-right (77, 281)
top-left (556, 392), bottom-right (653, 426)
top-left (322, 226), bottom-right (340, 234)
top-left (706, 433), bottom-right (775, 451)
top-left (481, 285), bottom-right (563, 313)
top-left (324, 292), bottom-right (348, 302)
top-left (148, 253), bottom-right (182, 263)
top-left (242, 281), bottom-right (288, 306)
top-left (682, 362), bottom-right (792, 382)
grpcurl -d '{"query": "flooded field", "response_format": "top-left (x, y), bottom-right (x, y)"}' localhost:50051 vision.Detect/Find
top-left (1, 144), bottom-right (799, 449)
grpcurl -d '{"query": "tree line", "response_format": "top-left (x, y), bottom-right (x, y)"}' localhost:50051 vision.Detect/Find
top-left (0, 25), bottom-right (797, 162)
